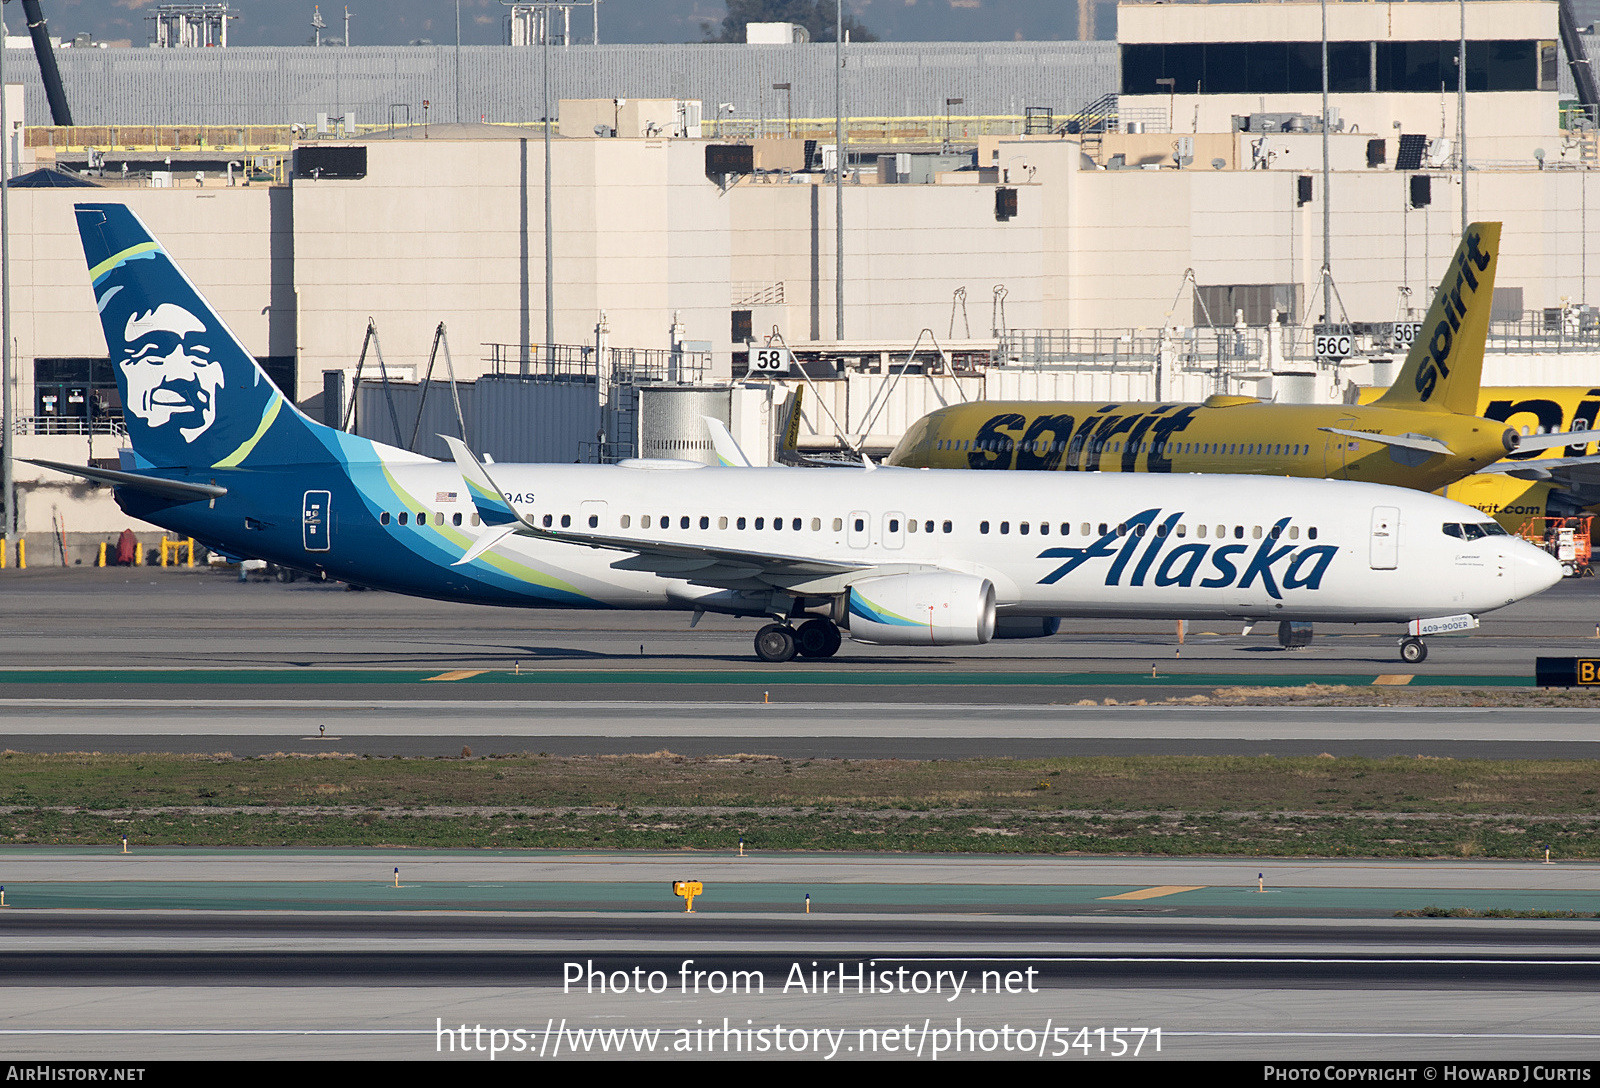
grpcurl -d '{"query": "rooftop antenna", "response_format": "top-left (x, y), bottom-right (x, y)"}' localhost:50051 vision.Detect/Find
top-left (312, 4), bottom-right (325, 47)
top-left (344, 6), bottom-right (352, 46)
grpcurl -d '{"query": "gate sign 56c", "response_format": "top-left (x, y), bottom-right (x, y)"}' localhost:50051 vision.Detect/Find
top-left (749, 347), bottom-right (792, 373)
top-left (1314, 333), bottom-right (1353, 359)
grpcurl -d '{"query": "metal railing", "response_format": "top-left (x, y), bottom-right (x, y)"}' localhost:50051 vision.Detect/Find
top-left (703, 114), bottom-right (1035, 143)
top-left (484, 342), bottom-right (600, 381)
top-left (16, 415), bottom-right (128, 437)
top-left (998, 328), bottom-right (1263, 374)
top-left (1485, 310), bottom-right (1600, 353)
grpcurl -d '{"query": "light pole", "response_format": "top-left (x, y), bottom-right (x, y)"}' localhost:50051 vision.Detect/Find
top-left (944, 97), bottom-right (963, 153)
top-left (772, 82), bottom-right (791, 138)
top-left (835, 0), bottom-right (845, 341)
top-left (2, 0), bottom-right (13, 555)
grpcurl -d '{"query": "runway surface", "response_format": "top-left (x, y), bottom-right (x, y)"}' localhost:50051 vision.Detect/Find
top-left (2, 851), bottom-right (1600, 1061)
top-left (3, 568), bottom-right (1600, 757)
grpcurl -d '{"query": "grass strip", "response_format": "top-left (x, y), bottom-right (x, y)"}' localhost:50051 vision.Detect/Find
top-left (2, 750), bottom-right (1598, 857)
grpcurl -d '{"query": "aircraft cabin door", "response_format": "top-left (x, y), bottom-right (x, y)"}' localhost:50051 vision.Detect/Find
top-left (302, 490), bottom-right (331, 552)
top-left (1369, 506), bottom-right (1399, 570)
top-left (1325, 414), bottom-right (1356, 479)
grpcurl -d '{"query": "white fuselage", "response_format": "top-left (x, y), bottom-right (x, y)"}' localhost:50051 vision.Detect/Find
top-left (359, 460), bottom-right (1561, 623)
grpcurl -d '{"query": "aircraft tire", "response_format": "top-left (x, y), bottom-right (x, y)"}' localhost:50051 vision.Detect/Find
top-left (754, 623), bottom-right (798, 663)
top-left (1399, 637), bottom-right (1427, 665)
top-left (795, 618), bottom-right (842, 658)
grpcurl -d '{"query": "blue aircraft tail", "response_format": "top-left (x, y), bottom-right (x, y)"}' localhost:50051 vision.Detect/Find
top-left (76, 202), bottom-right (367, 471)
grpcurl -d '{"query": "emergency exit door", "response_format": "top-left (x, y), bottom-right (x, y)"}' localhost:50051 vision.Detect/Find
top-left (1369, 506), bottom-right (1398, 569)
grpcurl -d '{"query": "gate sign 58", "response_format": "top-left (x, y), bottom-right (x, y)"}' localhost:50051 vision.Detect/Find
top-left (1314, 333), bottom-right (1353, 359)
top-left (749, 347), bottom-right (792, 373)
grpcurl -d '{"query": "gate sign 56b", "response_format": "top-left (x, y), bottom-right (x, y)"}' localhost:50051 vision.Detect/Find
top-left (749, 347), bottom-right (792, 373)
top-left (1314, 333), bottom-right (1353, 359)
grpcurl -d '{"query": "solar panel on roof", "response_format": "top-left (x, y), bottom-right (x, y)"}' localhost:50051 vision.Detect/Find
top-left (1394, 134), bottom-right (1429, 171)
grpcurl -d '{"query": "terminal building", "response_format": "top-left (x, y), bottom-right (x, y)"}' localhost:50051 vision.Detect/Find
top-left (4, 0), bottom-right (1600, 559)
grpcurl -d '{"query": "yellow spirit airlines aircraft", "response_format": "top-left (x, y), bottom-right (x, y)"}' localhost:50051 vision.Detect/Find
top-left (888, 223), bottom-right (1596, 491)
top-left (1355, 385), bottom-right (1600, 527)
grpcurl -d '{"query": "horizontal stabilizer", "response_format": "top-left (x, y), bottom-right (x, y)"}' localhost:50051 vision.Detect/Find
top-left (452, 523), bottom-right (520, 567)
top-left (1510, 428), bottom-right (1600, 453)
top-left (24, 458), bottom-right (227, 502)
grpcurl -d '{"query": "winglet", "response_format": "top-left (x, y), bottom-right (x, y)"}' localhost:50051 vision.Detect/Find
top-left (441, 435), bottom-right (522, 527)
top-left (702, 416), bottom-right (753, 468)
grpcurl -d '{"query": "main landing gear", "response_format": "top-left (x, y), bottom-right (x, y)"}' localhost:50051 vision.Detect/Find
top-left (1399, 637), bottom-right (1428, 664)
top-left (753, 618), bottom-right (842, 663)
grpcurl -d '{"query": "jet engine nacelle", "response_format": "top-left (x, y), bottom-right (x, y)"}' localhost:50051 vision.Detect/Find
top-left (845, 572), bottom-right (997, 646)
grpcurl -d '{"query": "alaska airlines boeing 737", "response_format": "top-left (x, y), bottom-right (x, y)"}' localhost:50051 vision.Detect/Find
top-left (37, 204), bottom-right (1562, 664)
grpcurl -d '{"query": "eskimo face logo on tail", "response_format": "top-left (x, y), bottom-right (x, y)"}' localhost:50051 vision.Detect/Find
top-left (118, 302), bottom-right (225, 443)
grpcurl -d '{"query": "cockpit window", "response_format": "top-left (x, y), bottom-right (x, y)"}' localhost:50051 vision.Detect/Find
top-left (1461, 523), bottom-right (1486, 540)
top-left (1480, 522), bottom-right (1508, 536)
top-left (1442, 523), bottom-right (1463, 538)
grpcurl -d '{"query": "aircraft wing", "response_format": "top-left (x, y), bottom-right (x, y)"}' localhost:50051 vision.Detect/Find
top-left (1475, 453), bottom-right (1600, 481)
top-left (1317, 427), bottom-right (1453, 456)
top-left (441, 436), bottom-right (902, 590)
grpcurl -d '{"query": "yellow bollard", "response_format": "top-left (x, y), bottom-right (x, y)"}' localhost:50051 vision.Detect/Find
top-left (805, 893), bottom-right (811, 914)
top-left (393, 867), bottom-right (400, 888)
top-left (122, 835), bottom-right (129, 854)
top-left (17, 539), bottom-right (24, 569)
top-left (133, 541), bottom-right (142, 567)
top-left (0, 886), bottom-right (6, 907)
top-left (1257, 872), bottom-right (1265, 893)
top-left (160, 536), bottom-right (169, 567)
top-left (673, 880), bottom-right (703, 913)
top-left (98, 541), bottom-right (107, 567)
top-left (186, 538), bottom-right (195, 568)
top-left (738, 837), bottom-right (745, 857)
top-left (1, 540), bottom-right (5, 568)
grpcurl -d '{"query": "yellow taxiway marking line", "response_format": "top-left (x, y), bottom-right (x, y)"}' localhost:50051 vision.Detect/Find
top-left (421, 670), bottom-right (488, 682)
top-left (1097, 885), bottom-right (1206, 901)
top-left (1372, 674), bottom-right (1415, 686)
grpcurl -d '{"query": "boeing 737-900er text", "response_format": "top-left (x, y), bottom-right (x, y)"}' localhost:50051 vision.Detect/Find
top-left (888, 223), bottom-right (1600, 498)
top-left (34, 204), bottom-right (1562, 664)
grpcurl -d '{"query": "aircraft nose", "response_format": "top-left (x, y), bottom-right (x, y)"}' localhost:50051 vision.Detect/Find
top-left (1510, 543), bottom-right (1564, 600)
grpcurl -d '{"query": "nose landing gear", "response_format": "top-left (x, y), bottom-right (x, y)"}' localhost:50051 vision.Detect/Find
top-left (1399, 637), bottom-right (1428, 664)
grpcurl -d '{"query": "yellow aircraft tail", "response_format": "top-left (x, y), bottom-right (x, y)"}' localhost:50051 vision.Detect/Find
top-left (1374, 221), bottom-right (1501, 417)
top-left (780, 383), bottom-right (804, 457)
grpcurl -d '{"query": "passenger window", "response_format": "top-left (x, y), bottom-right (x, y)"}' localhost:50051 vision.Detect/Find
top-left (699, 516), bottom-right (709, 529)
top-left (1019, 522), bottom-right (1029, 535)
top-left (435, 512), bottom-right (445, 526)
top-left (812, 518), bottom-right (821, 531)
top-left (792, 518), bottom-right (801, 531)
top-left (1289, 526), bottom-right (1298, 540)
top-left (1197, 524), bottom-right (1207, 539)
top-left (1039, 523), bottom-right (1049, 536)
top-left (889, 519), bottom-right (901, 533)
top-left (756, 517), bottom-right (766, 530)
top-left (471, 514), bottom-right (480, 526)
top-left (907, 519), bottom-right (918, 534)
top-left (854, 518), bottom-right (864, 532)
top-left (1309, 528), bottom-right (1318, 539)
top-left (943, 521), bottom-right (953, 534)
top-left (417, 511), bottom-right (426, 524)
top-left (621, 515), bottom-right (631, 528)
top-left (833, 518), bottom-right (844, 532)
top-left (719, 517), bottom-right (729, 529)
top-left (590, 515), bottom-right (600, 528)
top-left (1000, 521), bottom-right (1010, 535)
top-left (1234, 526), bottom-right (1244, 539)
top-left (1059, 523), bottom-right (1069, 536)
top-left (924, 521), bottom-right (934, 533)
top-left (738, 517), bottom-right (747, 530)
top-left (397, 512), bottom-right (408, 526)
top-left (980, 521), bottom-right (990, 534)
top-left (380, 512), bottom-right (390, 526)
top-left (1269, 525), bottom-right (1280, 539)
top-left (542, 514), bottom-right (552, 528)
top-left (774, 518), bottom-right (784, 531)
top-left (561, 514), bottom-right (572, 528)
top-left (1116, 524), bottom-right (1127, 537)
top-left (642, 515), bottom-right (652, 528)
top-left (452, 513), bottom-right (462, 527)
top-left (1155, 523), bottom-right (1168, 537)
